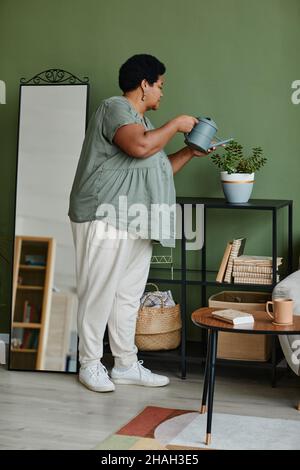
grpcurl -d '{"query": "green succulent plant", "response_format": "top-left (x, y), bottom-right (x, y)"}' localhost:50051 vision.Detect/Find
top-left (211, 140), bottom-right (267, 174)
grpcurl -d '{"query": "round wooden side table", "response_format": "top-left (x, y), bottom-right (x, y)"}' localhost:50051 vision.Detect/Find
top-left (191, 307), bottom-right (300, 446)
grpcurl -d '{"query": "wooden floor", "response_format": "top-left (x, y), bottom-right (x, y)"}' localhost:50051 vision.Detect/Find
top-left (0, 357), bottom-right (299, 450)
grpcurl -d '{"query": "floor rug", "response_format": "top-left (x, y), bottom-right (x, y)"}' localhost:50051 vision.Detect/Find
top-left (95, 405), bottom-right (300, 450)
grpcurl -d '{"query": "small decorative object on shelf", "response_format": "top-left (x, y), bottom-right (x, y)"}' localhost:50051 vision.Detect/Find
top-left (211, 140), bottom-right (267, 203)
top-left (11, 337), bottom-right (22, 349)
top-left (25, 254), bottom-right (46, 266)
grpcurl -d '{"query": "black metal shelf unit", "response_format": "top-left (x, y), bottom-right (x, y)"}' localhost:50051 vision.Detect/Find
top-left (146, 197), bottom-right (293, 380)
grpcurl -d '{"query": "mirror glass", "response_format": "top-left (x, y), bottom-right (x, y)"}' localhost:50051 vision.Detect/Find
top-left (9, 71), bottom-right (89, 372)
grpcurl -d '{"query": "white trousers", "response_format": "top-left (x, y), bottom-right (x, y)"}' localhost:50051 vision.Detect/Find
top-left (70, 220), bottom-right (153, 368)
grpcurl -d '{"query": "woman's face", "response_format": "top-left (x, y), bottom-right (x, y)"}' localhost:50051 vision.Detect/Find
top-left (145, 75), bottom-right (164, 110)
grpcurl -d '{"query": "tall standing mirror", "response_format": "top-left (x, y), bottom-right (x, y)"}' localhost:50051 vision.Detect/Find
top-left (9, 69), bottom-right (89, 372)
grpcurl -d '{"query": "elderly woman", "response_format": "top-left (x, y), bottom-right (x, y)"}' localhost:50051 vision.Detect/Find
top-left (68, 54), bottom-right (211, 392)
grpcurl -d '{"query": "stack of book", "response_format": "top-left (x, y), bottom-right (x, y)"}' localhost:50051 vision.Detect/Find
top-left (232, 255), bottom-right (283, 285)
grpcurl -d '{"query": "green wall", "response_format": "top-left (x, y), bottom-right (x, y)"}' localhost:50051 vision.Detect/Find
top-left (1, 0), bottom-right (300, 333)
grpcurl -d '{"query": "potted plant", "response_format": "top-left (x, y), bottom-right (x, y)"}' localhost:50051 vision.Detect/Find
top-left (210, 140), bottom-right (267, 203)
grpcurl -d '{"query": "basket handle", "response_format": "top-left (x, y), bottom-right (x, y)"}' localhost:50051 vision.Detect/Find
top-left (140, 291), bottom-right (165, 309)
top-left (145, 282), bottom-right (160, 291)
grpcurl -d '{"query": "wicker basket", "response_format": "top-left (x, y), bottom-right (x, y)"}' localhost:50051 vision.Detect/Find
top-left (135, 283), bottom-right (182, 351)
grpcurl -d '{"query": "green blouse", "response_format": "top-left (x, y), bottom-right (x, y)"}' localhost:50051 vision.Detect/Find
top-left (68, 96), bottom-right (176, 247)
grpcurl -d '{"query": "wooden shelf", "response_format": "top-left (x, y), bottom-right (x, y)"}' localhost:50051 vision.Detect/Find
top-left (13, 322), bottom-right (42, 329)
top-left (19, 265), bottom-right (46, 270)
top-left (11, 348), bottom-right (37, 353)
top-left (17, 285), bottom-right (44, 290)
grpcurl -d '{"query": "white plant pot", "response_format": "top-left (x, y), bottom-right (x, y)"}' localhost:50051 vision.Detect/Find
top-left (221, 172), bottom-right (255, 203)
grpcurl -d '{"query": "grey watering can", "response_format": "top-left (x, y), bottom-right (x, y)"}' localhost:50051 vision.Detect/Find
top-left (184, 116), bottom-right (233, 153)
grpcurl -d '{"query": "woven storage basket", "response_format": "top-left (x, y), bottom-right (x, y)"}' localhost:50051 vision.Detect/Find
top-left (135, 283), bottom-right (182, 351)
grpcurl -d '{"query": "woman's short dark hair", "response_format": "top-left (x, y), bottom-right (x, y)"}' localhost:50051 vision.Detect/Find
top-left (119, 54), bottom-right (166, 92)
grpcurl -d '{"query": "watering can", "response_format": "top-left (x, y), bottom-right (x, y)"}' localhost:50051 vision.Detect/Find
top-left (184, 116), bottom-right (233, 153)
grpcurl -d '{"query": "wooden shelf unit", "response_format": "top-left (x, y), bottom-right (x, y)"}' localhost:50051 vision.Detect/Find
top-left (10, 236), bottom-right (56, 370)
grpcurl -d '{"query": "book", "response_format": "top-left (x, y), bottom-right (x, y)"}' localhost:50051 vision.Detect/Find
top-left (212, 309), bottom-right (254, 325)
top-left (233, 275), bottom-right (279, 285)
top-left (21, 330), bottom-right (31, 349)
top-left (22, 300), bottom-right (31, 322)
top-left (223, 238), bottom-right (246, 283)
top-left (29, 304), bottom-right (37, 323)
top-left (232, 265), bottom-right (274, 274)
top-left (216, 242), bottom-right (233, 282)
top-left (233, 255), bottom-right (283, 266)
top-left (232, 271), bottom-right (275, 279)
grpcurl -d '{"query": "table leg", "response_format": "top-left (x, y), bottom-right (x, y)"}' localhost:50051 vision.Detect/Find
top-left (180, 204), bottom-right (187, 380)
top-left (271, 335), bottom-right (277, 388)
top-left (206, 329), bottom-right (218, 446)
top-left (200, 330), bottom-right (211, 414)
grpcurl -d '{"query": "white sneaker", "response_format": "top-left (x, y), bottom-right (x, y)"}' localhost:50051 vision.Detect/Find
top-left (79, 362), bottom-right (115, 392)
top-left (111, 360), bottom-right (169, 387)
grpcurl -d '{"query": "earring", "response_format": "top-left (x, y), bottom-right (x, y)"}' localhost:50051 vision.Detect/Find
top-left (141, 90), bottom-right (146, 102)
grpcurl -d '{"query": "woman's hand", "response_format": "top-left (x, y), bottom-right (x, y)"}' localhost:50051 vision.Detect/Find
top-left (191, 142), bottom-right (226, 157)
top-left (192, 148), bottom-right (214, 157)
top-left (169, 145), bottom-right (217, 174)
top-left (188, 145), bottom-right (216, 158)
top-left (173, 115), bottom-right (199, 133)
